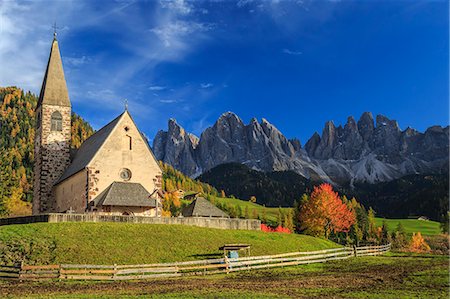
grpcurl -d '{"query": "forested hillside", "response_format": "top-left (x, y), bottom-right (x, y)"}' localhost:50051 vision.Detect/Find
top-left (199, 163), bottom-right (312, 206)
top-left (159, 161), bottom-right (218, 196)
top-left (198, 162), bottom-right (449, 221)
top-left (0, 87), bottom-right (94, 216)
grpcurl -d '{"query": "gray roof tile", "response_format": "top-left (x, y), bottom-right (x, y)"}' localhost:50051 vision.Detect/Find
top-left (182, 197), bottom-right (229, 218)
top-left (37, 38), bottom-right (71, 108)
top-left (93, 181), bottom-right (157, 207)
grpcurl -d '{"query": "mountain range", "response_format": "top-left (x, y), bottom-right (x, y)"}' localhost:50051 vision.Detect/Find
top-left (153, 111), bottom-right (449, 186)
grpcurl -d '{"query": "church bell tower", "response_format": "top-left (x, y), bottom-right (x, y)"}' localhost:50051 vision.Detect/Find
top-left (33, 33), bottom-right (72, 215)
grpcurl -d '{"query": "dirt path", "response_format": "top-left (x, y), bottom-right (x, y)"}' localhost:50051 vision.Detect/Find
top-left (1, 255), bottom-right (448, 298)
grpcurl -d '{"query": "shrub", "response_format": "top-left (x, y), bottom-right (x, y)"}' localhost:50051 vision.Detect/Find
top-left (409, 232), bottom-right (431, 253)
top-left (261, 224), bottom-right (291, 234)
top-left (424, 234), bottom-right (450, 255)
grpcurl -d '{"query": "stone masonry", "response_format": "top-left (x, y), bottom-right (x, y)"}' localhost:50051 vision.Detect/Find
top-left (33, 105), bottom-right (71, 214)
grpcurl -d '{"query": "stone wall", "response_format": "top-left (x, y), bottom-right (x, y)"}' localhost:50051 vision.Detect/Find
top-left (54, 170), bottom-right (88, 213)
top-left (33, 105), bottom-right (71, 215)
top-left (0, 214), bottom-right (261, 231)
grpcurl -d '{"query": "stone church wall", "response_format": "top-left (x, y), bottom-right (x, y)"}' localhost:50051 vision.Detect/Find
top-left (87, 113), bottom-right (162, 203)
top-left (0, 214), bottom-right (262, 231)
top-left (54, 170), bottom-right (87, 213)
top-left (33, 105), bottom-right (71, 214)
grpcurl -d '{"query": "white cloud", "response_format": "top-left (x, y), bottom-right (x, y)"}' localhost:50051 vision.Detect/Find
top-left (150, 21), bottom-right (213, 48)
top-left (200, 83), bottom-right (213, 89)
top-left (159, 0), bottom-right (193, 15)
top-left (159, 98), bottom-right (182, 104)
top-left (64, 55), bottom-right (91, 67)
top-left (282, 48), bottom-right (302, 55)
top-left (149, 85), bottom-right (167, 91)
top-left (237, 0), bottom-right (254, 8)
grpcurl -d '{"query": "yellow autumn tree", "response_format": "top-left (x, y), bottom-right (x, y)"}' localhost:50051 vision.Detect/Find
top-left (3, 187), bottom-right (31, 216)
top-left (409, 232), bottom-right (431, 253)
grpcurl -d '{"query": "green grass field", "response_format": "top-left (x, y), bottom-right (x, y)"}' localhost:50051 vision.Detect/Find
top-left (0, 222), bottom-right (338, 265)
top-left (212, 196), bottom-right (291, 223)
top-left (374, 218), bottom-right (441, 236)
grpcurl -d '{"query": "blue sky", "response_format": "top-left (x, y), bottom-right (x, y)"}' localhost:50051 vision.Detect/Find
top-left (1, 0), bottom-right (448, 143)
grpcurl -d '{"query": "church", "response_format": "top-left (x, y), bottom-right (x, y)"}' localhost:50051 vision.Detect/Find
top-left (32, 34), bottom-right (163, 217)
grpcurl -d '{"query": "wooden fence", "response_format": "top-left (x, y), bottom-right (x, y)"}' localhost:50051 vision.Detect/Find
top-left (0, 244), bottom-right (391, 281)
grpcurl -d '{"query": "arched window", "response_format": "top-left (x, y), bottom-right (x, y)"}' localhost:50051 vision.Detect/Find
top-left (51, 111), bottom-right (63, 131)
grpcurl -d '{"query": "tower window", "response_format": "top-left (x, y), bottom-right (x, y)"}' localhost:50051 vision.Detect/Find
top-left (51, 111), bottom-right (63, 131)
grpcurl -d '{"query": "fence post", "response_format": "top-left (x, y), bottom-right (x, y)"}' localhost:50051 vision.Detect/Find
top-left (19, 261), bottom-right (24, 281)
top-left (225, 256), bottom-right (229, 274)
top-left (113, 264), bottom-right (117, 280)
top-left (353, 245), bottom-right (357, 257)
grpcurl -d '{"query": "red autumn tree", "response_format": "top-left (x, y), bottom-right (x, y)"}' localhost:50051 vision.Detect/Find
top-left (300, 183), bottom-right (355, 238)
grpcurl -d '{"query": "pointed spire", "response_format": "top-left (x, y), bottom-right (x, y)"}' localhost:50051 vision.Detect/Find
top-left (36, 36), bottom-right (71, 109)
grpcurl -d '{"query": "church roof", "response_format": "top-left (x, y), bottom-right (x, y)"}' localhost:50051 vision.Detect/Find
top-left (55, 112), bottom-right (125, 184)
top-left (37, 37), bottom-right (71, 109)
top-left (93, 182), bottom-right (158, 207)
top-left (181, 197), bottom-right (229, 218)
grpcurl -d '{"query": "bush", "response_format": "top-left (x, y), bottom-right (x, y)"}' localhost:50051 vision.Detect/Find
top-left (409, 232), bottom-right (431, 253)
top-left (424, 234), bottom-right (450, 255)
top-left (0, 239), bottom-right (57, 265)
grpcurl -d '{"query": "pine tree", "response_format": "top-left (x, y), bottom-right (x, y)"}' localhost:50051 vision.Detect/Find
top-left (367, 207), bottom-right (377, 239)
top-left (244, 206), bottom-right (250, 219)
top-left (277, 207), bottom-right (284, 227)
top-left (252, 209), bottom-right (258, 220)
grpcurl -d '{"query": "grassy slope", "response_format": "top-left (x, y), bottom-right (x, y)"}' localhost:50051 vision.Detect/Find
top-left (212, 196), bottom-right (442, 236)
top-left (212, 196), bottom-right (292, 223)
top-left (374, 218), bottom-right (441, 236)
top-left (0, 222), bottom-right (338, 265)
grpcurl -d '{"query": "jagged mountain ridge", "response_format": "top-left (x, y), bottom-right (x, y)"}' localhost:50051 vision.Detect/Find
top-left (153, 111), bottom-right (449, 185)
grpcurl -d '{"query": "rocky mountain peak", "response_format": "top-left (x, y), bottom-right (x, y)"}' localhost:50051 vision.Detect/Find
top-left (289, 138), bottom-right (302, 152)
top-left (168, 118), bottom-right (184, 135)
top-left (217, 111), bottom-right (243, 124)
top-left (357, 112), bottom-right (374, 140)
top-left (153, 111), bottom-right (449, 185)
top-left (345, 116), bottom-right (358, 132)
top-left (376, 114), bottom-right (400, 131)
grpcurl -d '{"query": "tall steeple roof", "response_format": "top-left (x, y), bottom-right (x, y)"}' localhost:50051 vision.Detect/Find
top-left (36, 36), bottom-right (71, 108)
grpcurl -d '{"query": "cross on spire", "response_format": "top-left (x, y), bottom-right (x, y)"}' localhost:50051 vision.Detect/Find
top-left (124, 99), bottom-right (128, 111)
top-left (52, 22), bottom-right (60, 39)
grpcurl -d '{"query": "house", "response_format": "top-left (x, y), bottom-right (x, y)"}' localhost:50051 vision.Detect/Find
top-left (182, 197), bottom-right (229, 218)
top-left (169, 189), bottom-right (185, 200)
top-left (183, 191), bottom-right (201, 200)
top-left (32, 34), bottom-right (162, 217)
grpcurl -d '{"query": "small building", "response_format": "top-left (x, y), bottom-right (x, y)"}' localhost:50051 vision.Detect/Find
top-left (183, 191), bottom-right (201, 201)
top-left (182, 197), bottom-right (229, 218)
top-left (90, 182), bottom-right (160, 216)
top-left (169, 189), bottom-right (185, 200)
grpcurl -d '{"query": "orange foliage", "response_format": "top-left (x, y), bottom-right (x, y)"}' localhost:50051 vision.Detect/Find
top-left (409, 232), bottom-right (431, 253)
top-left (301, 183), bottom-right (355, 237)
top-left (261, 223), bottom-right (291, 234)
